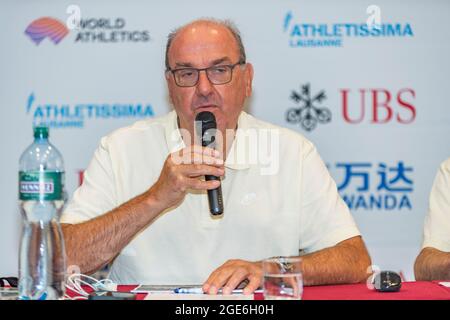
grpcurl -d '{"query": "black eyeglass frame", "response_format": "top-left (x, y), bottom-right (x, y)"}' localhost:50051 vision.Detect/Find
top-left (166, 60), bottom-right (246, 87)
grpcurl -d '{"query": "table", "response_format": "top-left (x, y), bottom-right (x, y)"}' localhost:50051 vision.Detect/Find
top-left (69, 281), bottom-right (450, 300)
top-left (301, 281), bottom-right (450, 300)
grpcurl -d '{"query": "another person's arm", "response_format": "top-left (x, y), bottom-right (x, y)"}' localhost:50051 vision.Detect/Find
top-left (414, 247), bottom-right (450, 281)
top-left (414, 158), bottom-right (450, 281)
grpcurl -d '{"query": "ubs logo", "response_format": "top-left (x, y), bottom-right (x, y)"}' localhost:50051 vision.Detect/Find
top-left (286, 83), bottom-right (331, 132)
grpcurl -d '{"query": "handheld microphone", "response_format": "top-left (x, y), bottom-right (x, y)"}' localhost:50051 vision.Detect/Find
top-left (195, 111), bottom-right (224, 216)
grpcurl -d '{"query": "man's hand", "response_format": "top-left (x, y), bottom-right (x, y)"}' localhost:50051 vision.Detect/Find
top-left (203, 259), bottom-right (263, 295)
top-left (148, 145), bottom-right (224, 210)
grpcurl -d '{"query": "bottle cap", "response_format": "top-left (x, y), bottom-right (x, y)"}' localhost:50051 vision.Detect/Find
top-left (33, 126), bottom-right (49, 139)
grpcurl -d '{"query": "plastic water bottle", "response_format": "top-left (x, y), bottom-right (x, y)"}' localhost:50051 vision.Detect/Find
top-left (18, 126), bottom-right (66, 300)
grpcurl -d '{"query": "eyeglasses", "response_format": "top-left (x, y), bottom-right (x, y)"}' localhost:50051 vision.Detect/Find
top-left (167, 61), bottom-right (245, 87)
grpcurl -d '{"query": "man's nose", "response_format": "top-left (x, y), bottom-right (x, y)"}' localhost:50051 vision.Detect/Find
top-left (196, 70), bottom-right (214, 96)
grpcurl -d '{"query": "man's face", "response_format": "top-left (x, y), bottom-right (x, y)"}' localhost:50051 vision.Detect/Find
top-left (166, 22), bottom-right (253, 140)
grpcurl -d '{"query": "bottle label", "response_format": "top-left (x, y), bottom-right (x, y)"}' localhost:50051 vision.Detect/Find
top-left (19, 171), bottom-right (64, 201)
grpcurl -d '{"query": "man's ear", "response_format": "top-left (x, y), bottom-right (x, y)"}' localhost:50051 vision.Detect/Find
top-left (244, 63), bottom-right (254, 98)
top-left (165, 70), bottom-right (171, 82)
top-left (165, 71), bottom-right (176, 105)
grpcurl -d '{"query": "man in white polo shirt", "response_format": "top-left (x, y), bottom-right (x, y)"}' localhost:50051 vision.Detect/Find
top-left (415, 157), bottom-right (450, 280)
top-left (61, 18), bottom-right (371, 295)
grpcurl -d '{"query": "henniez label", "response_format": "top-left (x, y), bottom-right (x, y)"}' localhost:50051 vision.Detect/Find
top-left (19, 171), bottom-right (64, 201)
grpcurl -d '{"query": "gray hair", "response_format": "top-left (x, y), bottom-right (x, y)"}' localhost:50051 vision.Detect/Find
top-left (165, 18), bottom-right (246, 70)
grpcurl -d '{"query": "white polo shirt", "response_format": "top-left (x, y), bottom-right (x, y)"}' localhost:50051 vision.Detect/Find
top-left (61, 110), bottom-right (361, 285)
top-left (422, 157), bottom-right (450, 252)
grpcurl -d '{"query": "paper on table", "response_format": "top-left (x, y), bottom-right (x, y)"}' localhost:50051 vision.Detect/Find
top-left (144, 293), bottom-right (254, 300)
top-left (132, 283), bottom-right (261, 294)
top-left (131, 284), bottom-right (190, 294)
top-left (439, 282), bottom-right (450, 287)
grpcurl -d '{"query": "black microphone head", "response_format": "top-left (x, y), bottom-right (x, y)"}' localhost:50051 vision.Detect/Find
top-left (195, 111), bottom-right (217, 147)
top-left (372, 271), bottom-right (402, 292)
top-left (195, 111), bottom-right (216, 127)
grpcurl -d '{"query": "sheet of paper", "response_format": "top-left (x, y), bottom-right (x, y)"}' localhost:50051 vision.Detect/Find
top-left (144, 293), bottom-right (254, 300)
top-left (439, 282), bottom-right (450, 287)
top-left (131, 284), bottom-right (187, 294)
top-left (133, 284), bottom-right (199, 290)
top-left (132, 284), bottom-right (262, 295)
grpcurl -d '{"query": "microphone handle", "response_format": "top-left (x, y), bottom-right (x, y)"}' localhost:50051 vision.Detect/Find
top-left (205, 175), bottom-right (223, 215)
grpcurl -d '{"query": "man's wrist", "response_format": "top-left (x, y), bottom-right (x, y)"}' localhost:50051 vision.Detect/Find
top-left (142, 188), bottom-right (167, 215)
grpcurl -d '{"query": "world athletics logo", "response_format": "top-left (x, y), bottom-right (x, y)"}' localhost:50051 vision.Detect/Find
top-left (283, 11), bottom-right (414, 48)
top-left (24, 17), bottom-right (69, 45)
top-left (24, 15), bottom-right (151, 45)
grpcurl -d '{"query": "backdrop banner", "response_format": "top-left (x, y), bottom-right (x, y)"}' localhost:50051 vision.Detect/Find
top-left (1, 0), bottom-right (449, 281)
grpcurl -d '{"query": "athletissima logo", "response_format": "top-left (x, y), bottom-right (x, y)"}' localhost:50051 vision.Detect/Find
top-left (283, 11), bottom-right (414, 48)
top-left (26, 93), bottom-right (155, 129)
top-left (286, 83), bottom-right (331, 132)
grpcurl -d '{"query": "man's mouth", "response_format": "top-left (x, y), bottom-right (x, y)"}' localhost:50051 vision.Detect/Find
top-left (194, 105), bottom-right (220, 112)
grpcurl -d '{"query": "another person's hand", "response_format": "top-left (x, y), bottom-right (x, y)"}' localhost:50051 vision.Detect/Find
top-left (203, 259), bottom-right (263, 295)
top-left (148, 145), bottom-right (224, 209)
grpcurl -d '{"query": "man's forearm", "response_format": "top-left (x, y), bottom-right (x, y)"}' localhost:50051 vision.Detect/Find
top-left (300, 236), bottom-right (371, 286)
top-left (414, 247), bottom-right (450, 281)
top-left (62, 190), bottom-right (164, 275)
